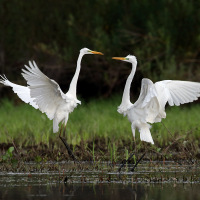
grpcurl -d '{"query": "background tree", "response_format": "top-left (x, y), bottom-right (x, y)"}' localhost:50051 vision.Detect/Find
top-left (0, 0), bottom-right (200, 100)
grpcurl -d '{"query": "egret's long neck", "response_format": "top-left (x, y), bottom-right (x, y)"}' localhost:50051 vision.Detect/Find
top-left (68, 53), bottom-right (84, 98)
top-left (121, 62), bottom-right (137, 106)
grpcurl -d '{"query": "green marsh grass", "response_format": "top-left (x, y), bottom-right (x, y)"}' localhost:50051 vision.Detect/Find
top-left (0, 97), bottom-right (200, 160)
top-left (0, 97), bottom-right (200, 145)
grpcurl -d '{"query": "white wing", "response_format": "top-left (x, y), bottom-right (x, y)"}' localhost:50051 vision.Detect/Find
top-left (134, 78), bottom-right (158, 108)
top-left (21, 61), bottom-right (67, 120)
top-left (155, 80), bottom-right (200, 107)
top-left (0, 75), bottom-right (38, 109)
top-left (131, 78), bottom-right (160, 123)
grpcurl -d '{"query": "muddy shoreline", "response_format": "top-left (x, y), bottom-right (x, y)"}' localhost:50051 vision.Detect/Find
top-left (1, 136), bottom-right (200, 163)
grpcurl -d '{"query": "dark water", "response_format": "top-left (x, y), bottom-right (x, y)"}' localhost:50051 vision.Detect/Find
top-left (0, 183), bottom-right (200, 200)
top-left (0, 161), bottom-right (199, 200)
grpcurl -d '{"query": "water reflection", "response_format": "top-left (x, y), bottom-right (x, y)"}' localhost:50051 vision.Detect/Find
top-left (0, 161), bottom-right (199, 200)
top-left (0, 183), bottom-right (200, 200)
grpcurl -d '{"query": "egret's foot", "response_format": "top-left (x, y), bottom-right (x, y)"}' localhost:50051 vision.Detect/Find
top-left (59, 135), bottom-right (77, 161)
top-left (130, 152), bottom-right (146, 172)
top-left (118, 152), bottom-right (135, 172)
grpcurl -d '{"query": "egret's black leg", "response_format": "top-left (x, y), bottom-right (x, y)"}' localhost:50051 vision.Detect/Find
top-left (59, 125), bottom-right (77, 161)
top-left (130, 152), bottom-right (146, 172)
top-left (59, 135), bottom-right (77, 161)
top-left (118, 152), bottom-right (135, 172)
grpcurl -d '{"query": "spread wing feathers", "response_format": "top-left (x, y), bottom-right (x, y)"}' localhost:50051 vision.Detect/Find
top-left (155, 80), bottom-right (200, 107)
top-left (133, 78), bottom-right (158, 108)
top-left (21, 61), bottom-right (66, 120)
top-left (132, 79), bottom-right (160, 122)
top-left (0, 75), bottom-right (38, 109)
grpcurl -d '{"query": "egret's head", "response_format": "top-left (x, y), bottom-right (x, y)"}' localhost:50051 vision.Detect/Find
top-left (80, 48), bottom-right (103, 55)
top-left (112, 55), bottom-right (137, 64)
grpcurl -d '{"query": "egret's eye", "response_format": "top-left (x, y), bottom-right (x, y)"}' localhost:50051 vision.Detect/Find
top-left (126, 58), bottom-right (129, 60)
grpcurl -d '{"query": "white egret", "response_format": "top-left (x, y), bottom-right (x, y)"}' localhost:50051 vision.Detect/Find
top-left (0, 48), bottom-right (103, 160)
top-left (112, 55), bottom-right (200, 145)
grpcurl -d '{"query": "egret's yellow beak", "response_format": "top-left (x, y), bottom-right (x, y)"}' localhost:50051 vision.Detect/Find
top-left (91, 51), bottom-right (104, 55)
top-left (112, 57), bottom-right (126, 60)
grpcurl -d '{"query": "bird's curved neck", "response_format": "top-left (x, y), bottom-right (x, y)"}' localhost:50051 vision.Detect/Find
top-left (68, 52), bottom-right (84, 98)
top-left (121, 62), bottom-right (136, 106)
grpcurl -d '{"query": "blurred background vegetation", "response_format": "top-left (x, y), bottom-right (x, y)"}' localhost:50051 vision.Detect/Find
top-left (0, 0), bottom-right (200, 100)
top-left (0, 1), bottom-right (200, 159)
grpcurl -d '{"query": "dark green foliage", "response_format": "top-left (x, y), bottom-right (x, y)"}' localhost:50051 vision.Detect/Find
top-left (0, 0), bottom-right (200, 98)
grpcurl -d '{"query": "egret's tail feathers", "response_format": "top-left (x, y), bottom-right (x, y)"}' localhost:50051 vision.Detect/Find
top-left (139, 126), bottom-right (154, 144)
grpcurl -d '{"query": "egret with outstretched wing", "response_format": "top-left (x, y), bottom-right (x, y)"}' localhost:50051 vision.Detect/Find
top-left (113, 55), bottom-right (200, 145)
top-left (0, 48), bottom-right (103, 160)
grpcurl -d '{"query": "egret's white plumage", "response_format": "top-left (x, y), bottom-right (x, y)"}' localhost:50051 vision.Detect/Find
top-left (22, 48), bottom-right (103, 133)
top-left (22, 60), bottom-right (80, 133)
top-left (113, 55), bottom-right (200, 145)
top-left (0, 48), bottom-right (103, 134)
top-left (0, 75), bottom-right (38, 109)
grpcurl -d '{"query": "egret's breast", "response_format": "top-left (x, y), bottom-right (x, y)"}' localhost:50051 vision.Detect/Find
top-left (127, 107), bottom-right (146, 124)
